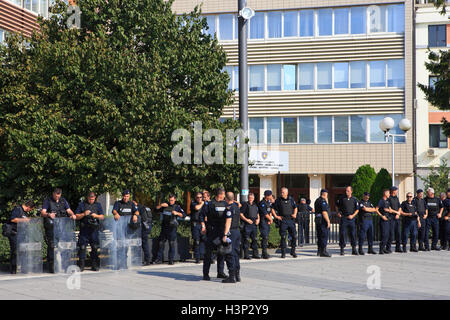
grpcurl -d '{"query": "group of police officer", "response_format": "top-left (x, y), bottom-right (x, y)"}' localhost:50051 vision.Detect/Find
top-left (4, 185), bottom-right (450, 280)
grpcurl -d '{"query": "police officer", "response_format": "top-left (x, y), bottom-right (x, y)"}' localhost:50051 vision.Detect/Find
top-left (258, 190), bottom-right (274, 259)
top-left (337, 186), bottom-right (359, 256)
top-left (155, 194), bottom-right (185, 265)
top-left (133, 199), bottom-right (152, 265)
top-left (225, 192), bottom-right (241, 282)
top-left (201, 188), bottom-right (236, 283)
top-left (314, 189), bottom-right (332, 257)
top-left (189, 192), bottom-right (207, 264)
top-left (439, 192), bottom-right (447, 250)
top-left (388, 186), bottom-right (402, 253)
top-left (40, 188), bottom-right (76, 273)
top-left (358, 192), bottom-right (377, 255)
top-left (272, 187), bottom-right (298, 258)
top-left (297, 198), bottom-right (312, 247)
top-left (424, 187), bottom-right (443, 251)
top-left (376, 189), bottom-right (392, 254)
top-left (75, 192), bottom-right (104, 271)
top-left (414, 189), bottom-right (428, 251)
top-left (240, 193), bottom-right (261, 260)
top-left (444, 188), bottom-right (450, 251)
top-left (5, 200), bottom-right (35, 274)
top-left (400, 192), bottom-right (419, 252)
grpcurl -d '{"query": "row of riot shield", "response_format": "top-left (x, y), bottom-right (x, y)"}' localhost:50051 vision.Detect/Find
top-left (14, 216), bottom-right (142, 274)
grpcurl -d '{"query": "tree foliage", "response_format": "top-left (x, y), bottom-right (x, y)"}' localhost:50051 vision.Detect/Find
top-left (0, 0), bottom-right (241, 215)
top-left (369, 168), bottom-right (392, 206)
top-left (418, 159), bottom-right (450, 195)
top-left (351, 164), bottom-right (377, 200)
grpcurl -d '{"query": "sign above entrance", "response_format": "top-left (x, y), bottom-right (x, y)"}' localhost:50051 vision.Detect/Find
top-left (249, 150), bottom-right (289, 173)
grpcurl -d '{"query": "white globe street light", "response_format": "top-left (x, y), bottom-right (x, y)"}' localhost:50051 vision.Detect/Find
top-left (399, 118), bottom-right (412, 132)
top-left (239, 7), bottom-right (255, 20)
top-left (379, 117), bottom-right (395, 133)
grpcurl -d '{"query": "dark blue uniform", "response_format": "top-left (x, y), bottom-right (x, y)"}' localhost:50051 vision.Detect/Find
top-left (156, 203), bottom-right (185, 262)
top-left (227, 202), bottom-right (241, 279)
top-left (439, 198), bottom-right (448, 249)
top-left (377, 198), bottom-right (391, 254)
top-left (337, 196), bottom-right (359, 252)
top-left (241, 201), bottom-right (260, 258)
top-left (444, 198), bottom-right (450, 250)
top-left (358, 199), bottom-right (375, 252)
top-left (75, 201), bottom-right (104, 269)
top-left (258, 199), bottom-right (273, 257)
top-left (314, 197), bottom-right (329, 254)
top-left (190, 200), bottom-right (206, 261)
top-left (413, 197), bottom-right (427, 250)
top-left (388, 195), bottom-right (402, 252)
top-left (137, 204), bottom-right (152, 264)
top-left (296, 203), bottom-right (312, 246)
top-left (424, 196), bottom-right (442, 250)
top-left (401, 200), bottom-right (418, 251)
top-left (274, 196), bottom-right (297, 256)
top-left (6, 206), bottom-right (27, 272)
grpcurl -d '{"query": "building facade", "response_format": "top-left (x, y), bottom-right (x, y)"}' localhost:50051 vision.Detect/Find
top-left (415, 0), bottom-right (450, 190)
top-left (173, 0), bottom-right (414, 208)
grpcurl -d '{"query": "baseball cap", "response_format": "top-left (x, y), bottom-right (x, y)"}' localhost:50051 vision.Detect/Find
top-left (264, 190), bottom-right (272, 196)
top-left (122, 189), bottom-right (131, 196)
top-left (389, 186), bottom-right (398, 192)
top-left (416, 189), bottom-right (424, 194)
top-left (363, 192), bottom-right (370, 196)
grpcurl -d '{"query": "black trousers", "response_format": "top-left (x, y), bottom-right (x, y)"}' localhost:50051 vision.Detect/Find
top-left (8, 234), bottom-right (17, 268)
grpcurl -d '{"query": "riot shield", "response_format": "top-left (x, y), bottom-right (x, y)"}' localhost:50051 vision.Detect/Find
top-left (100, 216), bottom-right (142, 270)
top-left (53, 217), bottom-right (77, 273)
top-left (17, 218), bottom-right (43, 274)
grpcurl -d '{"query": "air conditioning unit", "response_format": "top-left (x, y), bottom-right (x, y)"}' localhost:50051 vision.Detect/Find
top-left (427, 148), bottom-right (436, 157)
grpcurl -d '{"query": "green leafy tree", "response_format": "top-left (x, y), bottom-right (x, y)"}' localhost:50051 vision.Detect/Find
top-left (418, 159), bottom-right (450, 195)
top-left (351, 165), bottom-right (377, 200)
top-left (369, 168), bottom-right (392, 206)
top-left (433, 0), bottom-right (448, 14)
top-left (0, 0), bottom-right (241, 215)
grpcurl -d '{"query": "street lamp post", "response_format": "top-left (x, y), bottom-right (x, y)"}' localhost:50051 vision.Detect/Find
top-left (379, 117), bottom-right (412, 187)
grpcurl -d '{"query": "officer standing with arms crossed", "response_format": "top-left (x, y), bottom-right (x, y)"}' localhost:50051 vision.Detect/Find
top-left (225, 191), bottom-right (241, 282)
top-left (201, 188), bottom-right (235, 283)
top-left (5, 200), bottom-right (35, 274)
top-left (40, 188), bottom-right (76, 273)
top-left (132, 198), bottom-right (152, 265)
top-left (414, 189), bottom-right (428, 251)
top-left (358, 192), bottom-right (377, 255)
top-left (258, 190), bottom-right (274, 259)
top-left (155, 194), bottom-right (185, 265)
top-left (240, 193), bottom-right (261, 260)
top-left (297, 198), bottom-right (313, 247)
top-left (376, 189), bottom-right (392, 254)
top-left (314, 189), bottom-right (331, 257)
top-left (424, 187), bottom-right (443, 251)
top-left (337, 186), bottom-right (359, 256)
top-left (400, 192), bottom-right (419, 252)
top-left (272, 187), bottom-right (298, 258)
top-left (189, 192), bottom-right (206, 264)
top-left (75, 192), bottom-right (104, 271)
top-left (388, 187), bottom-right (402, 253)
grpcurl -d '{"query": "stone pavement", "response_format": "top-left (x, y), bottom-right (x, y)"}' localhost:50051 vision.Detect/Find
top-left (0, 245), bottom-right (449, 300)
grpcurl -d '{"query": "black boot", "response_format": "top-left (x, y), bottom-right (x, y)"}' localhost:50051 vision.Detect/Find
top-left (395, 245), bottom-right (402, 253)
top-left (378, 246), bottom-right (385, 254)
top-left (352, 247), bottom-right (359, 255)
top-left (281, 250), bottom-right (286, 258)
top-left (78, 259), bottom-right (85, 272)
top-left (290, 248), bottom-right (297, 258)
top-left (217, 272), bottom-right (228, 279)
top-left (320, 249), bottom-right (332, 257)
top-left (9, 264), bottom-right (17, 274)
top-left (340, 248), bottom-right (345, 256)
top-left (243, 249), bottom-right (251, 260)
top-left (262, 250), bottom-right (270, 259)
top-left (368, 246), bottom-right (377, 254)
top-left (252, 250), bottom-right (261, 259)
top-left (402, 245), bottom-right (407, 253)
top-left (410, 245), bottom-right (418, 252)
top-left (48, 261), bottom-right (55, 273)
top-left (222, 271), bottom-right (236, 284)
top-left (235, 270), bottom-right (241, 282)
top-left (358, 247), bottom-right (365, 255)
top-left (431, 246), bottom-right (441, 251)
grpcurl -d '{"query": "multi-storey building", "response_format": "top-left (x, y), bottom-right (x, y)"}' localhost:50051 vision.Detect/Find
top-left (173, 0), bottom-right (414, 208)
top-left (415, 0), bottom-right (449, 190)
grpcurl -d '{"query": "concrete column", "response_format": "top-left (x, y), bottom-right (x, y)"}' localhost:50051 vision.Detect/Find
top-left (398, 175), bottom-right (415, 202)
top-left (259, 174), bottom-right (277, 199)
top-left (309, 174), bottom-right (323, 201)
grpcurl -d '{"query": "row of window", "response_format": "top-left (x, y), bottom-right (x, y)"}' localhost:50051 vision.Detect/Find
top-left (428, 25), bottom-right (448, 48)
top-left (243, 114), bottom-right (407, 145)
top-left (203, 4), bottom-right (404, 41)
top-left (8, 0), bottom-right (50, 17)
top-left (224, 59), bottom-right (405, 92)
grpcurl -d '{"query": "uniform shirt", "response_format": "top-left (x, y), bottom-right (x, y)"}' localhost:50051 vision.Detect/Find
top-left (377, 198), bottom-right (391, 219)
top-left (42, 197), bottom-right (70, 216)
top-left (8, 206), bottom-right (27, 232)
top-left (75, 201), bottom-right (104, 215)
top-left (273, 197), bottom-right (296, 218)
top-left (112, 200), bottom-right (138, 216)
top-left (240, 201), bottom-right (259, 222)
top-left (314, 197), bottom-right (329, 218)
top-left (425, 197), bottom-right (442, 218)
top-left (337, 196), bottom-right (359, 216)
top-left (444, 198), bottom-right (450, 217)
top-left (359, 200), bottom-right (375, 219)
top-left (227, 201), bottom-right (241, 230)
top-left (400, 201), bottom-right (417, 220)
top-left (258, 199), bottom-right (273, 223)
top-left (413, 197), bottom-right (427, 216)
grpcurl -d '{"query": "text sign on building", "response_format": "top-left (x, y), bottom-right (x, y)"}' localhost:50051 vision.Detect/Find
top-left (249, 150), bottom-right (289, 173)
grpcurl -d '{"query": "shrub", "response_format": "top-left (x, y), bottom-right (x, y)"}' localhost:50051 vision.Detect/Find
top-left (351, 165), bottom-right (377, 200)
top-left (370, 168), bottom-right (392, 206)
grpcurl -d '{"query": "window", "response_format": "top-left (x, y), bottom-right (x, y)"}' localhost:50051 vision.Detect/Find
top-left (205, 16), bottom-right (216, 37)
top-left (283, 64), bottom-right (297, 91)
top-left (268, 11), bottom-right (282, 38)
top-left (250, 12), bottom-right (265, 39)
top-left (334, 62), bottom-right (349, 89)
top-left (351, 115), bottom-right (366, 143)
top-left (428, 25), bottom-right (447, 47)
top-left (299, 63), bottom-right (314, 90)
top-left (351, 7), bottom-right (366, 34)
top-left (284, 11), bottom-right (298, 37)
top-left (41, 0), bottom-right (48, 18)
top-left (267, 117), bottom-right (281, 144)
top-left (318, 9), bottom-right (332, 36)
top-left (370, 61), bottom-right (386, 87)
top-left (334, 8), bottom-right (349, 35)
top-left (429, 125), bottom-right (448, 148)
top-left (389, 114), bottom-right (406, 143)
top-left (234, 66), bottom-right (239, 91)
top-left (249, 65), bottom-right (264, 91)
top-left (32, 0), bottom-right (39, 13)
top-left (317, 63), bottom-right (332, 90)
top-left (317, 117), bottom-right (332, 143)
top-left (283, 118), bottom-right (297, 143)
top-left (369, 5), bottom-right (386, 33)
top-left (283, 174), bottom-right (309, 189)
top-left (224, 66), bottom-right (232, 91)
top-left (369, 115), bottom-right (385, 142)
top-left (299, 117), bottom-right (314, 143)
top-left (387, 60), bottom-right (404, 87)
top-left (267, 64), bottom-right (281, 91)
top-left (219, 14), bottom-right (233, 40)
top-left (249, 118), bottom-right (264, 144)
top-left (334, 116), bottom-right (349, 142)
top-left (388, 4), bottom-right (404, 33)
top-left (300, 10), bottom-right (314, 37)
top-left (350, 61), bottom-right (366, 88)
top-left (24, 0), bottom-right (31, 11)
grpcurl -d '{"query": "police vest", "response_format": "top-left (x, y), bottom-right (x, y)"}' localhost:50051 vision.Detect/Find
top-left (359, 200), bottom-right (374, 219)
top-left (48, 198), bottom-right (69, 217)
top-left (401, 202), bottom-right (417, 220)
top-left (389, 196), bottom-right (401, 211)
top-left (80, 202), bottom-right (101, 228)
top-left (426, 197), bottom-right (440, 217)
top-left (379, 199), bottom-right (391, 218)
top-left (228, 204), bottom-right (240, 230)
top-left (314, 198), bottom-right (328, 220)
top-left (207, 199), bottom-right (228, 227)
top-left (190, 202), bottom-right (201, 222)
top-left (414, 198), bottom-right (426, 215)
top-left (297, 203), bottom-right (309, 214)
top-left (117, 201), bottom-right (134, 216)
top-left (278, 198), bottom-right (294, 218)
top-left (139, 205), bottom-right (152, 223)
top-left (161, 204), bottom-right (177, 225)
top-left (259, 200), bottom-right (272, 221)
top-left (339, 197), bottom-right (358, 216)
top-left (245, 202), bottom-right (259, 221)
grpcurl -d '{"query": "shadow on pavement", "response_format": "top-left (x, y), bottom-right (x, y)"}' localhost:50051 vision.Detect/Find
top-left (137, 270), bottom-right (203, 282)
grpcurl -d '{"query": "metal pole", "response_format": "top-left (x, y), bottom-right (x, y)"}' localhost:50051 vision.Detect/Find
top-left (238, 0), bottom-right (249, 202)
top-left (391, 134), bottom-right (395, 187)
